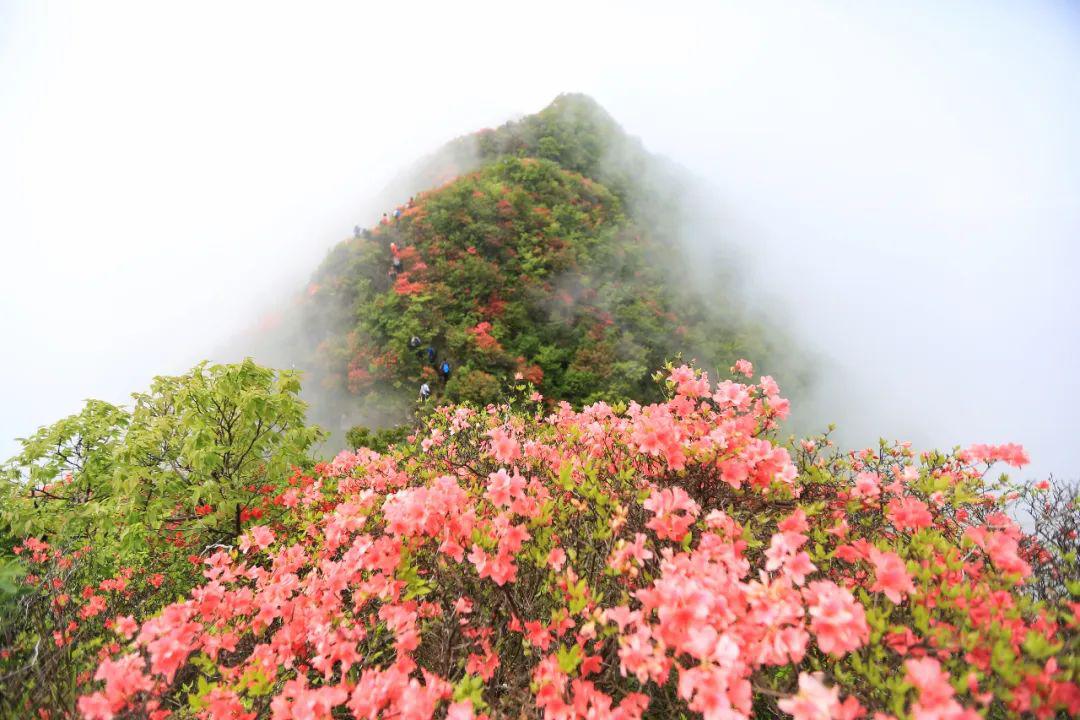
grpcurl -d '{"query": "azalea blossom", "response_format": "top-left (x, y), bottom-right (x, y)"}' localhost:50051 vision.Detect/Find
top-left (867, 547), bottom-right (915, 604)
top-left (778, 672), bottom-right (841, 720)
top-left (61, 363), bottom-right (1080, 720)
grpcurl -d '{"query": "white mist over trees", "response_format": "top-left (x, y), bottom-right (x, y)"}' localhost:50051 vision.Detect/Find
top-left (1, 1), bottom-right (1077, 482)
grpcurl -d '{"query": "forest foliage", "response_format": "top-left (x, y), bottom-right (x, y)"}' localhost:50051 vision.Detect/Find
top-left (272, 95), bottom-right (795, 437)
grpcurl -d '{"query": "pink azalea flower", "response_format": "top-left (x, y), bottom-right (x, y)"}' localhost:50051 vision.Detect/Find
top-left (886, 497), bottom-right (933, 531)
top-left (485, 468), bottom-right (524, 508)
top-left (488, 427), bottom-right (521, 464)
top-left (113, 615), bottom-right (138, 640)
top-left (643, 487), bottom-right (699, 542)
top-left (778, 672), bottom-right (841, 720)
top-left (239, 525), bottom-right (275, 553)
top-left (804, 581), bottom-right (869, 657)
top-left (963, 442), bottom-right (1029, 468)
top-left (446, 701), bottom-right (476, 720)
top-left (867, 547), bottom-right (915, 604)
top-left (852, 472), bottom-right (881, 500)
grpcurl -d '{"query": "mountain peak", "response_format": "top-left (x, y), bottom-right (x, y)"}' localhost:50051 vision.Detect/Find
top-left (245, 96), bottom-right (800, 440)
top-left (473, 93), bottom-right (635, 184)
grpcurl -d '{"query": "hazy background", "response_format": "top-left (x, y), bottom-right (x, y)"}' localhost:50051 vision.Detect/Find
top-left (2, 1), bottom-right (1077, 482)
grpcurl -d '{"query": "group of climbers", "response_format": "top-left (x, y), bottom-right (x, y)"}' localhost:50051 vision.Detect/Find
top-left (353, 196), bottom-right (421, 282)
top-left (353, 199), bottom-right (454, 404)
top-left (408, 333), bottom-right (451, 401)
top-left (371, 196), bottom-right (414, 231)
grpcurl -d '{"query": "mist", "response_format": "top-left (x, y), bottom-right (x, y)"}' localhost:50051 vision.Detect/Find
top-left (2, 1), bottom-right (1077, 483)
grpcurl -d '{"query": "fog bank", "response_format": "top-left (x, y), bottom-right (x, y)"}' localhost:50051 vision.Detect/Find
top-left (1, 1), bottom-right (1077, 483)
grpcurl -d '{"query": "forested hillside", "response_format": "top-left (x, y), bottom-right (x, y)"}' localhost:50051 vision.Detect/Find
top-left (255, 95), bottom-right (799, 440)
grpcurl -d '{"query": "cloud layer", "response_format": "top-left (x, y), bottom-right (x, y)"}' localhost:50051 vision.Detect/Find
top-left (2, 1), bottom-right (1077, 481)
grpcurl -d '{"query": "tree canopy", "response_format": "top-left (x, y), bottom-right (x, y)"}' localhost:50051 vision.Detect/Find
top-left (0, 360), bottom-right (322, 712)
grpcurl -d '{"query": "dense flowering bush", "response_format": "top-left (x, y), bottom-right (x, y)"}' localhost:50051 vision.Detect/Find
top-left (68, 363), bottom-right (1078, 719)
top-left (0, 539), bottom-right (191, 714)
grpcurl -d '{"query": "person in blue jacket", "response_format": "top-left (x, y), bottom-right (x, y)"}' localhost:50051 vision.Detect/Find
top-left (439, 360), bottom-right (451, 382)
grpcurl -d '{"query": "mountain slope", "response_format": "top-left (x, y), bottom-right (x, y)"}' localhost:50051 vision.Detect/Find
top-left (255, 95), bottom-right (803, 435)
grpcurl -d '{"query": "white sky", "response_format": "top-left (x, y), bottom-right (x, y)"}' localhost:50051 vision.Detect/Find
top-left (1, 0), bottom-right (1078, 482)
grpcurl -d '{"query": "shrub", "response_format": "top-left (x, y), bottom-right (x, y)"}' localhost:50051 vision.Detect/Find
top-left (344, 425), bottom-right (412, 454)
top-left (65, 363), bottom-right (1078, 720)
top-left (445, 369), bottom-right (502, 407)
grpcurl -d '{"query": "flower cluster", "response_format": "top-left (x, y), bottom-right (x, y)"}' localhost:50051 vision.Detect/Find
top-left (1, 539), bottom-right (191, 715)
top-left (63, 364), bottom-right (1079, 720)
top-left (468, 322), bottom-right (503, 352)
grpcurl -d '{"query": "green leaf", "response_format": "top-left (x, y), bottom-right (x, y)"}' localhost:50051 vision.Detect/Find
top-left (1023, 631), bottom-right (1063, 660)
top-left (556, 644), bottom-right (583, 674)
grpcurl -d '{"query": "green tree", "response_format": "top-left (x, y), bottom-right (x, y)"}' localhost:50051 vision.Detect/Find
top-left (118, 359), bottom-right (323, 543)
top-left (0, 360), bottom-right (323, 717)
top-left (0, 399), bottom-right (129, 549)
top-left (1, 359), bottom-right (322, 557)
